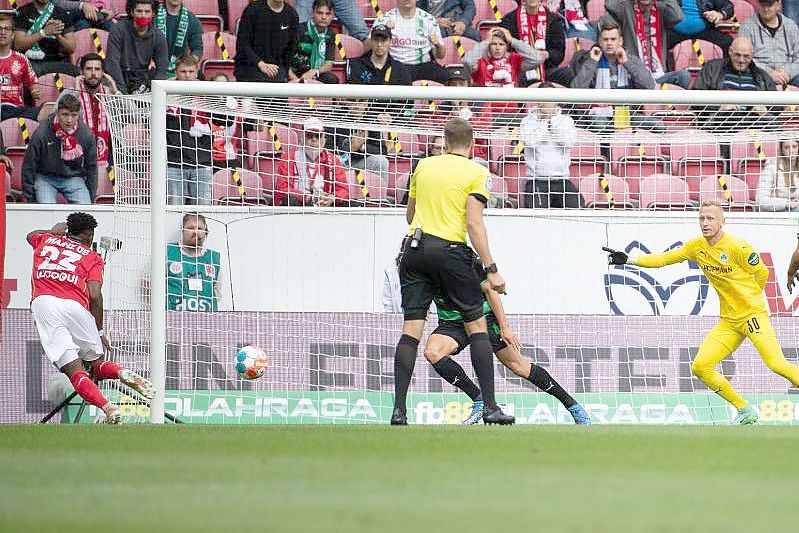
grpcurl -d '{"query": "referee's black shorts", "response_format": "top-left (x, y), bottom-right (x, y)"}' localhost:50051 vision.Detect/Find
top-left (400, 234), bottom-right (485, 322)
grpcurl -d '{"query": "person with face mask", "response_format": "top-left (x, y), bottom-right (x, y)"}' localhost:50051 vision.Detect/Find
top-left (275, 117), bottom-right (350, 206)
top-left (105, 0), bottom-right (169, 94)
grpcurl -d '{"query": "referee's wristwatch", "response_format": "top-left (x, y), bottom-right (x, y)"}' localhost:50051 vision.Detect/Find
top-left (485, 263), bottom-right (498, 274)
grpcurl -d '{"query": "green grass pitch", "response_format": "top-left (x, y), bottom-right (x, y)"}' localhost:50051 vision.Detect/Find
top-left (1, 425), bottom-right (796, 532)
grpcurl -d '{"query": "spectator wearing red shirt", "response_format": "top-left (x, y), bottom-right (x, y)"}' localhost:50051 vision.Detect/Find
top-left (0, 14), bottom-right (49, 122)
top-left (275, 117), bottom-right (350, 206)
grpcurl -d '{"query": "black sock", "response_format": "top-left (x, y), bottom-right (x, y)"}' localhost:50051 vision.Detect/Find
top-left (468, 332), bottom-right (496, 409)
top-left (432, 356), bottom-right (482, 401)
top-left (529, 365), bottom-right (576, 409)
top-left (393, 334), bottom-right (419, 412)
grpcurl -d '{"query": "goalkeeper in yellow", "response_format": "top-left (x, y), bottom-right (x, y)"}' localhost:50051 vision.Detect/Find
top-left (603, 199), bottom-right (799, 425)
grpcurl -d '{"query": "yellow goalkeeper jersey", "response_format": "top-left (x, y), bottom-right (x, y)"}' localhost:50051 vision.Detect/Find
top-left (632, 233), bottom-right (768, 321)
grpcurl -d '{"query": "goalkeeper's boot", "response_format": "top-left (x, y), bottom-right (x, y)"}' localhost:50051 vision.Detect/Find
top-left (104, 405), bottom-right (122, 425)
top-left (568, 404), bottom-right (592, 425)
top-left (483, 406), bottom-right (515, 425)
top-left (462, 401), bottom-right (484, 425)
top-left (732, 405), bottom-right (758, 425)
top-left (119, 368), bottom-right (155, 401)
top-left (390, 408), bottom-right (408, 426)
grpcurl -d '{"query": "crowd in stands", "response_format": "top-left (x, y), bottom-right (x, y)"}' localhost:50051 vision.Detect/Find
top-left (2, 0), bottom-right (799, 210)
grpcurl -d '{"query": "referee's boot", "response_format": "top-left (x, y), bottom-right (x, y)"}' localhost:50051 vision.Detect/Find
top-left (390, 408), bottom-right (408, 425)
top-left (483, 406), bottom-right (515, 425)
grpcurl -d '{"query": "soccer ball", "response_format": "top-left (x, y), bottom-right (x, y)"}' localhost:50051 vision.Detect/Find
top-left (235, 345), bottom-right (268, 380)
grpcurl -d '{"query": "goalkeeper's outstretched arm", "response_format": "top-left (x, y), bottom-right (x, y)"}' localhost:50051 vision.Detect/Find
top-left (603, 245), bottom-right (690, 268)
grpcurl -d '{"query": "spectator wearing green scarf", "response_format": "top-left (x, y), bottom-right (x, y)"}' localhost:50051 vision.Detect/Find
top-left (155, 0), bottom-right (203, 78)
top-left (290, 0), bottom-right (338, 83)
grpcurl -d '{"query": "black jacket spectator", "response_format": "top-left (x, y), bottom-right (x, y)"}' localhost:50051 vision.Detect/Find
top-left (235, 0), bottom-right (299, 82)
top-left (106, 19), bottom-right (169, 93)
top-left (22, 113), bottom-right (97, 202)
top-left (346, 53), bottom-right (412, 85)
top-left (693, 57), bottom-right (775, 91)
top-left (166, 107), bottom-right (212, 167)
top-left (15, 2), bottom-right (75, 67)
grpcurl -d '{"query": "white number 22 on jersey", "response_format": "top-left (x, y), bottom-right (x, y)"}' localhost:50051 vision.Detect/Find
top-left (39, 245), bottom-right (82, 272)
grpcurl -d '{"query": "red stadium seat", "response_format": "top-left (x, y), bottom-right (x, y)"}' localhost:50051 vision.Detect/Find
top-left (201, 30), bottom-right (236, 79)
top-left (668, 130), bottom-right (724, 197)
top-left (719, 0), bottom-right (755, 31)
top-left (498, 160), bottom-right (526, 205)
top-left (609, 129), bottom-right (667, 185)
top-left (698, 174), bottom-right (755, 210)
top-left (120, 122), bottom-right (150, 152)
top-left (638, 174), bottom-right (696, 210)
top-left (95, 164), bottom-right (116, 204)
top-left (474, 0), bottom-right (517, 38)
top-left (227, 0), bottom-right (252, 33)
top-left (71, 28), bottom-right (109, 65)
top-left (212, 168), bottom-right (266, 204)
top-left (246, 123), bottom-right (298, 167)
top-left (730, 136), bottom-right (778, 200)
top-left (562, 37), bottom-right (595, 68)
top-left (570, 129), bottom-right (608, 177)
top-left (333, 33), bottom-right (364, 63)
top-left (578, 174), bottom-right (636, 209)
top-left (348, 169), bottom-right (393, 206)
top-left (393, 171), bottom-right (410, 203)
top-left (672, 39), bottom-right (723, 73)
top-left (183, 0), bottom-right (224, 33)
top-left (586, 0), bottom-right (606, 21)
top-left (2, 118), bottom-right (37, 197)
top-left (436, 35), bottom-right (477, 67)
top-left (356, 0), bottom-right (397, 24)
top-left (37, 73), bottom-right (75, 104)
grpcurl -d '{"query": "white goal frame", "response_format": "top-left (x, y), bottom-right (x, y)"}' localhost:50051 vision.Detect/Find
top-left (148, 81), bottom-right (799, 423)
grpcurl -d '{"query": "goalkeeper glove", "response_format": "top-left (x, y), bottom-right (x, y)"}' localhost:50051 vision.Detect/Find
top-left (602, 246), bottom-right (628, 265)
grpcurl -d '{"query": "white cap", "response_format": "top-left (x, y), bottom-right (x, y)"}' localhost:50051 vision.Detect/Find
top-left (303, 117), bottom-right (325, 132)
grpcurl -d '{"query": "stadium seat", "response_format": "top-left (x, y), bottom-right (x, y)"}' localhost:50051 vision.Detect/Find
top-left (37, 73), bottom-right (76, 104)
top-left (638, 174), bottom-right (697, 210)
top-left (562, 37), bottom-right (595, 68)
top-left (119, 122), bottom-right (150, 152)
top-left (333, 33), bottom-right (364, 63)
top-left (212, 168), bottom-right (266, 204)
top-left (672, 39), bottom-right (723, 73)
top-left (609, 129), bottom-right (667, 185)
top-left (0, 0), bottom-right (32, 9)
top-left (384, 131), bottom-right (421, 157)
top-left (586, 0), bottom-right (606, 21)
top-left (71, 28), bottom-right (109, 65)
top-left (226, 0), bottom-right (250, 33)
top-left (348, 169), bottom-right (393, 206)
top-left (570, 129), bottom-right (609, 177)
top-left (95, 164), bottom-right (116, 204)
top-left (474, 0), bottom-right (517, 39)
top-left (719, 0), bottom-right (755, 32)
top-left (436, 35), bottom-right (477, 67)
top-left (183, 0), bottom-right (224, 33)
top-left (698, 174), bottom-right (755, 210)
top-left (356, 0), bottom-right (397, 24)
top-left (201, 30), bottom-right (236, 79)
top-left (669, 130), bottom-right (724, 197)
top-left (498, 160), bottom-right (526, 205)
top-left (2, 118), bottom-right (37, 197)
top-left (578, 173), bottom-right (636, 209)
top-left (246, 123), bottom-right (298, 167)
top-left (730, 136), bottom-right (778, 201)
top-left (393, 171), bottom-right (410, 203)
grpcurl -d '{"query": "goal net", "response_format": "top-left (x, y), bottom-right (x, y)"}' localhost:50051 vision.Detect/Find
top-left (95, 82), bottom-right (799, 425)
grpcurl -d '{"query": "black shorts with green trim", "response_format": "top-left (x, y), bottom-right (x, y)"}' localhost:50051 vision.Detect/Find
top-left (431, 315), bottom-right (508, 355)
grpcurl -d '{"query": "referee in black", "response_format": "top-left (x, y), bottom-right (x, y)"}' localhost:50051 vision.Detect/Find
top-left (391, 118), bottom-right (514, 425)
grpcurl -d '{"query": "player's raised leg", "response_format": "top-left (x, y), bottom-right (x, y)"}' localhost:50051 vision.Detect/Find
top-left (746, 313), bottom-right (799, 387)
top-left (90, 359), bottom-right (155, 400)
top-left (691, 322), bottom-right (755, 424)
top-left (423, 330), bottom-right (484, 425)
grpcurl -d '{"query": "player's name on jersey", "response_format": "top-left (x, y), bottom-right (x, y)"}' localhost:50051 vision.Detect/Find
top-left (42, 235), bottom-right (92, 256)
top-left (35, 270), bottom-right (79, 285)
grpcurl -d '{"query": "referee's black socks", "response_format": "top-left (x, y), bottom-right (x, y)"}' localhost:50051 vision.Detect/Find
top-left (432, 356), bottom-right (482, 402)
top-left (393, 334), bottom-right (419, 412)
top-left (529, 365), bottom-right (577, 409)
top-left (468, 332), bottom-right (496, 409)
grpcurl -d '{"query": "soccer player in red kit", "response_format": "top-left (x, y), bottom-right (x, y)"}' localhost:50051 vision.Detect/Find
top-left (29, 212), bottom-right (154, 424)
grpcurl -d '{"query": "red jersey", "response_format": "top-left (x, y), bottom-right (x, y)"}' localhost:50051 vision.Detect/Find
top-left (0, 51), bottom-right (38, 108)
top-left (29, 233), bottom-right (104, 310)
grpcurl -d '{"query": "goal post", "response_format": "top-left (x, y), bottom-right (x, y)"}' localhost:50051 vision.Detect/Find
top-left (97, 81), bottom-right (799, 425)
